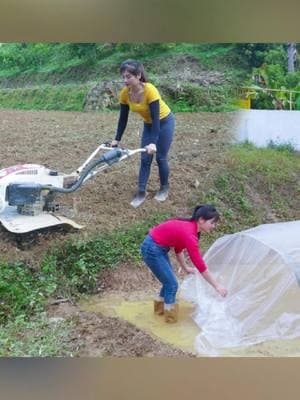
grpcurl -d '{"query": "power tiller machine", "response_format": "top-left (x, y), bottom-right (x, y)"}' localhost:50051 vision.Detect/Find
top-left (0, 143), bottom-right (145, 235)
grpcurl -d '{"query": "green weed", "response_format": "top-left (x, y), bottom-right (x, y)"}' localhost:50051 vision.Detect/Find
top-left (41, 213), bottom-right (170, 298)
top-left (0, 313), bottom-right (77, 357)
top-left (194, 142), bottom-right (300, 239)
top-left (0, 261), bottom-right (54, 323)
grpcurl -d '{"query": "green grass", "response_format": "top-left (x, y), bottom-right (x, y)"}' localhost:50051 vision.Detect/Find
top-left (0, 84), bottom-right (92, 111)
top-left (193, 142), bottom-right (300, 249)
top-left (1, 212), bottom-right (170, 324)
top-left (41, 212), bottom-right (170, 298)
top-left (0, 83), bottom-right (238, 112)
top-left (164, 84), bottom-right (238, 112)
top-left (267, 139), bottom-right (298, 154)
top-left (0, 212), bottom-right (169, 355)
top-left (0, 313), bottom-right (77, 357)
top-left (0, 261), bottom-right (56, 323)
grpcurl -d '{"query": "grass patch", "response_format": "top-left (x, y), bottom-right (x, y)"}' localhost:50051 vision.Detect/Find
top-left (0, 212), bottom-right (169, 355)
top-left (0, 261), bottom-right (56, 323)
top-left (193, 142), bottom-right (300, 249)
top-left (158, 81), bottom-right (238, 112)
top-left (1, 212), bottom-right (170, 325)
top-left (0, 84), bottom-right (92, 112)
top-left (0, 313), bottom-right (77, 357)
top-left (0, 81), bottom-right (239, 113)
top-left (41, 212), bottom-right (170, 299)
top-left (267, 139), bottom-right (297, 154)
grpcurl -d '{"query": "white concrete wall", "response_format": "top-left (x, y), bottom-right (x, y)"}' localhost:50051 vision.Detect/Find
top-left (234, 110), bottom-right (300, 150)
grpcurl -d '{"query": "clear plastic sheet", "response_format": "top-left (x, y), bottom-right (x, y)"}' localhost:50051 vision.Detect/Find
top-left (180, 221), bottom-right (300, 356)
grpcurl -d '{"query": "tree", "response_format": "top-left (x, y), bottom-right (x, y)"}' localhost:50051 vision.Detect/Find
top-left (287, 43), bottom-right (297, 73)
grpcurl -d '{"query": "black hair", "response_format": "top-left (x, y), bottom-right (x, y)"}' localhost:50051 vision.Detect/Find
top-left (176, 204), bottom-right (220, 238)
top-left (120, 59), bottom-right (147, 82)
top-left (190, 204), bottom-right (220, 222)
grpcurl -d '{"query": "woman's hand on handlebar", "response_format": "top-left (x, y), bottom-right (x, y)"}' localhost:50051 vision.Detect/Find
top-left (111, 139), bottom-right (119, 147)
top-left (145, 143), bottom-right (157, 154)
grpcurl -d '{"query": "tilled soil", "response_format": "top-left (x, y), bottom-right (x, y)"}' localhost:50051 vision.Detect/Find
top-left (0, 109), bottom-right (235, 356)
top-left (48, 299), bottom-right (194, 357)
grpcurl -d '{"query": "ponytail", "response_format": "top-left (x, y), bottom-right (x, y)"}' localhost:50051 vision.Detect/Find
top-left (190, 204), bottom-right (220, 222)
top-left (175, 204), bottom-right (220, 224)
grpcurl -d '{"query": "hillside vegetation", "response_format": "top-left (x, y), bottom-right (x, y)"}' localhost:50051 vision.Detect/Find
top-left (0, 43), bottom-right (299, 111)
top-left (0, 43), bottom-right (246, 112)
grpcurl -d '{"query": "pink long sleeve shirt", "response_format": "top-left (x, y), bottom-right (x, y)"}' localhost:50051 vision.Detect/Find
top-left (149, 219), bottom-right (208, 273)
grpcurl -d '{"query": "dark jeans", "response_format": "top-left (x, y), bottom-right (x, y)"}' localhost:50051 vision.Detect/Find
top-left (140, 234), bottom-right (178, 304)
top-left (138, 112), bottom-right (175, 192)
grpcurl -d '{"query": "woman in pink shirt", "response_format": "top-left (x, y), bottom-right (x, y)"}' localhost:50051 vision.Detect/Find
top-left (140, 204), bottom-right (227, 323)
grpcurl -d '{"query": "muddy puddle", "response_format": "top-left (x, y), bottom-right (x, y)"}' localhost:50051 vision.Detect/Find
top-left (80, 292), bottom-right (200, 354)
top-left (79, 292), bottom-right (300, 357)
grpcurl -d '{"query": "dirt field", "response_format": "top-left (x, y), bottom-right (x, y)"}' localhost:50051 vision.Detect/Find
top-left (0, 109), bottom-right (235, 356)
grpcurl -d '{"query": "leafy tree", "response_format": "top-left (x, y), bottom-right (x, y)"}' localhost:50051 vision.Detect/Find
top-left (234, 43), bottom-right (276, 68)
top-left (287, 42), bottom-right (297, 72)
top-left (68, 43), bottom-right (99, 62)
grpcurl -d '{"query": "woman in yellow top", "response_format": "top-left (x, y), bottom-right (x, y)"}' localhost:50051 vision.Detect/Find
top-left (111, 59), bottom-right (175, 208)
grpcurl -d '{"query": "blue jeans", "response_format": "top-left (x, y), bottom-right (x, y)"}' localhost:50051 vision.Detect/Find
top-left (140, 234), bottom-right (178, 304)
top-left (138, 112), bottom-right (175, 192)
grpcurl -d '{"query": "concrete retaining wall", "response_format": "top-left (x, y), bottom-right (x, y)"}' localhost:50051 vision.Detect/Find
top-left (234, 110), bottom-right (300, 150)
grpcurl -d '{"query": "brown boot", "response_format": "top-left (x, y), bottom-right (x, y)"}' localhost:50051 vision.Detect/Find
top-left (154, 300), bottom-right (164, 315)
top-left (164, 304), bottom-right (179, 323)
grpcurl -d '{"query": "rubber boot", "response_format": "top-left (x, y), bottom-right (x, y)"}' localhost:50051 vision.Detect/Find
top-left (164, 303), bottom-right (179, 323)
top-left (154, 300), bottom-right (164, 315)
